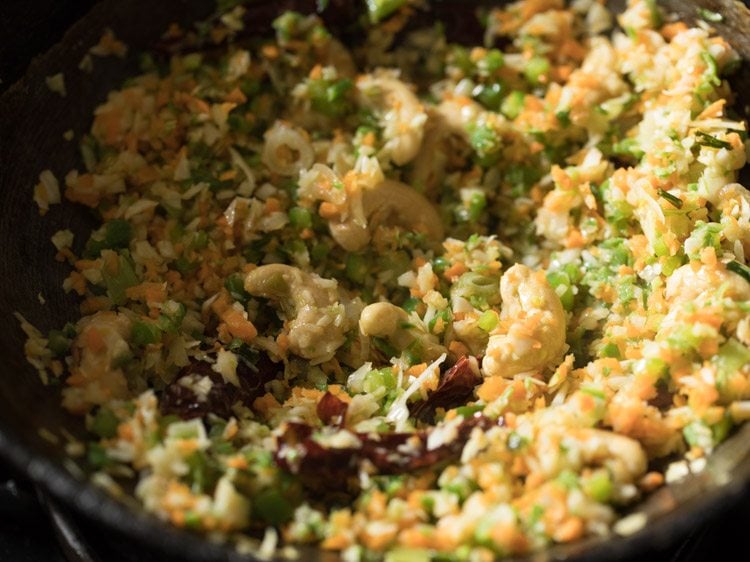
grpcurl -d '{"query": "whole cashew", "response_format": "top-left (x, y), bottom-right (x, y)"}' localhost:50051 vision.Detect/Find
top-left (244, 264), bottom-right (354, 363)
top-left (409, 98), bottom-right (485, 196)
top-left (356, 71), bottom-right (426, 166)
top-left (534, 427), bottom-right (647, 485)
top-left (482, 264), bottom-right (567, 378)
top-left (329, 179), bottom-right (444, 251)
top-left (359, 302), bottom-right (446, 361)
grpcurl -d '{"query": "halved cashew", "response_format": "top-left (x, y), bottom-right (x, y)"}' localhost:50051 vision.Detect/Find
top-left (359, 302), bottom-right (446, 361)
top-left (329, 179), bottom-right (444, 251)
top-left (244, 264), bottom-right (354, 364)
top-left (482, 264), bottom-right (567, 378)
top-left (535, 427), bottom-right (647, 485)
top-left (409, 98), bottom-right (485, 196)
top-left (357, 71), bottom-right (426, 166)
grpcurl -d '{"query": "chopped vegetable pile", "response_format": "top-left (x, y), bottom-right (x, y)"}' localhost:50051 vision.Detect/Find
top-left (20, 0), bottom-right (750, 559)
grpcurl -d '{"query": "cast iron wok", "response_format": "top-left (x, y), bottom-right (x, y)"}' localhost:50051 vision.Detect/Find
top-left (2, 1), bottom-right (750, 560)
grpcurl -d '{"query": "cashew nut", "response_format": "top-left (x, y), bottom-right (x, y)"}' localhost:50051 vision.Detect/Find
top-left (534, 427), bottom-right (647, 485)
top-left (409, 98), bottom-right (483, 196)
top-left (244, 264), bottom-right (357, 364)
top-left (329, 179), bottom-right (444, 251)
top-left (359, 302), bottom-right (446, 362)
top-left (356, 71), bottom-right (426, 166)
top-left (482, 264), bottom-right (567, 378)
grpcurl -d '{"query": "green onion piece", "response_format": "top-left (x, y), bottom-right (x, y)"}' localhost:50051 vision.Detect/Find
top-left (158, 301), bottom-right (187, 333)
top-left (468, 124), bottom-right (500, 158)
top-left (364, 368), bottom-right (397, 393)
top-left (583, 470), bottom-right (613, 502)
top-left (645, 0), bottom-right (662, 27)
top-left (402, 297), bottom-right (420, 313)
top-left (253, 488), bottom-right (294, 525)
top-left (697, 7), bottom-right (724, 22)
top-left (104, 220), bottom-right (133, 249)
top-left (432, 256), bottom-right (449, 273)
top-left (385, 549), bottom-right (431, 562)
top-left (224, 274), bottom-right (250, 302)
top-left (467, 191), bottom-right (487, 222)
top-left (477, 49), bottom-right (504, 76)
top-left (715, 338), bottom-right (750, 394)
top-left (186, 451), bottom-right (220, 494)
top-left (427, 309), bottom-right (452, 333)
top-left (556, 109), bottom-right (571, 127)
top-left (455, 404), bottom-right (484, 418)
top-left (310, 243), bottom-right (330, 263)
top-left (580, 385), bottom-right (606, 400)
top-left (696, 130), bottom-right (731, 149)
top-left (683, 420), bottom-right (713, 449)
top-left (183, 511), bottom-right (202, 529)
top-left (600, 342), bottom-right (621, 359)
top-left (546, 270), bottom-right (575, 311)
top-left (87, 443), bottom-right (111, 468)
top-left (309, 78), bottom-right (353, 118)
top-left (86, 220), bottom-right (133, 257)
top-left (453, 272), bottom-right (500, 302)
top-left (345, 253), bottom-right (368, 284)
top-left (524, 56), bottom-right (550, 85)
top-left (102, 253), bottom-right (139, 305)
top-left (366, 0), bottom-right (406, 23)
top-left (657, 189), bottom-right (683, 209)
top-left (132, 321), bottom-right (163, 346)
top-left (191, 231), bottom-right (209, 251)
top-left (712, 412), bottom-right (733, 444)
top-left (182, 53), bottom-right (203, 71)
top-left (288, 206), bottom-right (313, 229)
top-left (173, 255), bottom-right (197, 276)
top-left (91, 408), bottom-right (119, 439)
top-left (728, 260), bottom-right (750, 283)
top-left (47, 329), bottom-right (72, 357)
top-left (501, 90), bottom-right (525, 119)
top-left (473, 82), bottom-right (504, 111)
top-left (477, 310), bottom-right (498, 332)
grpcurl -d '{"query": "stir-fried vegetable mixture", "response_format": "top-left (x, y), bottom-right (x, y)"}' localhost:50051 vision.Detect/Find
top-left (21, 0), bottom-right (750, 558)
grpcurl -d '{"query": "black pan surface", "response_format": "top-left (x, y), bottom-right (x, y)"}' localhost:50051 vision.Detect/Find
top-left (2, 1), bottom-right (750, 560)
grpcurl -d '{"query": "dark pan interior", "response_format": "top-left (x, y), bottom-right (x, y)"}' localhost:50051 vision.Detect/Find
top-left (2, 1), bottom-right (750, 560)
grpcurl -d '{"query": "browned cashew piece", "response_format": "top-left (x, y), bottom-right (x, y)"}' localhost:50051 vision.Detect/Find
top-left (244, 264), bottom-right (351, 363)
top-left (329, 179), bottom-right (444, 252)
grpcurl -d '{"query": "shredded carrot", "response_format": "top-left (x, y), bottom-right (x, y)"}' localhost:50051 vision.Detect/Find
top-left (222, 309), bottom-right (257, 342)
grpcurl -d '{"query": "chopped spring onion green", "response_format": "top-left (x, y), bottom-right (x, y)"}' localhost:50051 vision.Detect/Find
top-left (477, 310), bottom-right (498, 332)
top-left (102, 253), bottom-right (139, 305)
top-left (501, 90), bottom-right (525, 119)
top-left (366, 0), bottom-right (406, 24)
top-left (657, 189), bottom-right (683, 209)
top-left (728, 260), bottom-right (750, 283)
top-left (696, 131), bottom-right (731, 150)
top-left (697, 7), bottom-right (723, 23)
top-left (91, 407), bottom-right (119, 439)
top-left (131, 321), bottom-right (163, 346)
